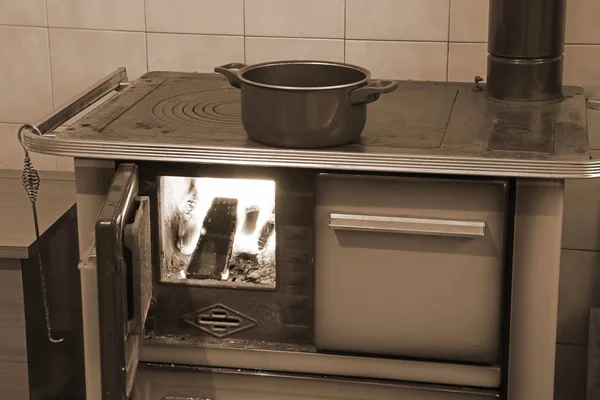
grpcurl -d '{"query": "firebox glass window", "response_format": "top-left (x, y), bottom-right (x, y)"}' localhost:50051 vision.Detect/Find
top-left (159, 176), bottom-right (276, 289)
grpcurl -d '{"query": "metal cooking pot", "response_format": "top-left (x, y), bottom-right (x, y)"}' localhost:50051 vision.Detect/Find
top-left (214, 60), bottom-right (398, 148)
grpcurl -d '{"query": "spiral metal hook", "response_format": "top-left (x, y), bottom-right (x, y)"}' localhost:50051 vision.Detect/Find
top-left (18, 125), bottom-right (64, 344)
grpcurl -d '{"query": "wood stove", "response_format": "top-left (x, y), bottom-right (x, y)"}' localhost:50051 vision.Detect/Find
top-left (16, 2), bottom-right (595, 399)
top-left (18, 66), bottom-right (583, 400)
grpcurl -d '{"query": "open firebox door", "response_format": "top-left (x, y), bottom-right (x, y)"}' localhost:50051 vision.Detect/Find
top-left (94, 164), bottom-right (152, 400)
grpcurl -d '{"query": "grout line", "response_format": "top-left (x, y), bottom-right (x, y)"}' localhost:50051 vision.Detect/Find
top-left (0, 22), bottom-right (501, 45)
top-left (143, 0), bottom-right (149, 72)
top-left (9, 24), bottom-right (146, 34)
top-left (562, 247), bottom-right (600, 254)
top-left (450, 40), bottom-right (488, 44)
top-left (243, 0), bottom-right (247, 63)
top-left (0, 23), bottom-right (46, 29)
top-left (446, 0), bottom-right (452, 82)
top-left (43, 0), bottom-right (59, 171)
top-left (343, 0), bottom-right (347, 62)
top-left (44, 0), bottom-right (55, 110)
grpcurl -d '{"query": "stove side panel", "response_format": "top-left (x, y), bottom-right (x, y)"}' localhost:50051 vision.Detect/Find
top-left (74, 159), bottom-right (116, 400)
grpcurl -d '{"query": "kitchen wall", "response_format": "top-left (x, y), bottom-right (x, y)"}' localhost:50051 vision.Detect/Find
top-left (1, 0), bottom-right (600, 398)
top-left (2, 0), bottom-right (600, 171)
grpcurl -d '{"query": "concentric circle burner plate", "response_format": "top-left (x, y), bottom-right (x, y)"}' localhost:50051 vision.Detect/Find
top-left (152, 88), bottom-right (241, 129)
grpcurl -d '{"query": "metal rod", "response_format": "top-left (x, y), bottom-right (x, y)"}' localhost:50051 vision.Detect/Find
top-left (33, 67), bottom-right (128, 135)
top-left (31, 201), bottom-right (64, 344)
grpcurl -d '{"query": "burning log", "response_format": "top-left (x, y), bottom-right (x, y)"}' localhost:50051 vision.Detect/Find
top-left (258, 212), bottom-right (275, 251)
top-left (186, 197), bottom-right (238, 280)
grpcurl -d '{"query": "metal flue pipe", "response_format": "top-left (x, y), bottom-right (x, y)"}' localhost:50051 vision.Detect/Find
top-left (486, 0), bottom-right (567, 102)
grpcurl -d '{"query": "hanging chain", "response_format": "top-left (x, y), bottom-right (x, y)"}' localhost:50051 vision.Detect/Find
top-left (19, 126), bottom-right (64, 344)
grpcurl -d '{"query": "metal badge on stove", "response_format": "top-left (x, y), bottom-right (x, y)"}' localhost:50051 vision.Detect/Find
top-left (182, 304), bottom-right (257, 338)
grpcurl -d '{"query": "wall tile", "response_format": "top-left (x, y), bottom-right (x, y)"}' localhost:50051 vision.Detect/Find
top-left (449, 0), bottom-right (489, 42)
top-left (245, 0), bottom-right (344, 39)
top-left (146, 0), bottom-right (243, 35)
top-left (562, 178), bottom-right (600, 251)
top-left (346, 0), bottom-right (450, 41)
top-left (0, 26), bottom-right (53, 123)
top-left (564, 45), bottom-right (600, 99)
top-left (554, 344), bottom-right (587, 400)
top-left (346, 41), bottom-right (447, 81)
top-left (245, 37), bottom-right (344, 64)
top-left (448, 43), bottom-right (487, 82)
top-left (566, 0), bottom-right (600, 44)
top-left (558, 250), bottom-right (600, 345)
top-left (147, 33), bottom-right (243, 73)
top-left (47, 0), bottom-right (145, 31)
top-left (49, 29), bottom-right (147, 107)
top-left (0, 124), bottom-right (57, 171)
top-left (0, 0), bottom-right (47, 26)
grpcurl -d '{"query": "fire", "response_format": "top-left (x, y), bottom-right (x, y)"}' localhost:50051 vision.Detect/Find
top-left (160, 175), bottom-right (277, 287)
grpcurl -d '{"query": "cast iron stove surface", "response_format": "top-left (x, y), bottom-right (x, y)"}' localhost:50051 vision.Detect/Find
top-left (24, 71), bottom-right (595, 178)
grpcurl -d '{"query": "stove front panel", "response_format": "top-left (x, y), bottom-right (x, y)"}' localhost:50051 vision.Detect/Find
top-left (314, 173), bottom-right (508, 365)
top-left (132, 363), bottom-right (499, 400)
top-left (137, 163), bottom-right (315, 345)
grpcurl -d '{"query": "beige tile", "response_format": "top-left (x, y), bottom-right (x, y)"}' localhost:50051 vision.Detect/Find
top-left (0, 124), bottom-right (57, 171)
top-left (146, 0), bottom-right (243, 35)
top-left (449, 0), bottom-right (489, 42)
top-left (0, 0), bottom-right (47, 26)
top-left (49, 29), bottom-right (147, 107)
top-left (0, 26), bottom-right (53, 123)
top-left (448, 43), bottom-right (487, 82)
top-left (147, 33), bottom-right (244, 73)
top-left (557, 250), bottom-right (600, 345)
top-left (562, 178), bottom-right (600, 251)
top-left (566, 0), bottom-right (600, 44)
top-left (346, 0), bottom-right (450, 41)
top-left (245, 37), bottom-right (344, 64)
top-left (245, 0), bottom-right (344, 38)
top-left (554, 344), bottom-right (587, 400)
top-left (564, 45), bottom-right (600, 100)
top-left (346, 41), bottom-right (447, 81)
top-left (47, 0), bottom-right (145, 31)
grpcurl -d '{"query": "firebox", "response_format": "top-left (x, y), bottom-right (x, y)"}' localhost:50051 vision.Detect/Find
top-left (127, 163), bottom-right (317, 349)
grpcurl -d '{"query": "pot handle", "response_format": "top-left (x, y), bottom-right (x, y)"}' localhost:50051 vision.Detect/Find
top-left (350, 80), bottom-right (398, 105)
top-left (214, 63), bottom-right (247, 88)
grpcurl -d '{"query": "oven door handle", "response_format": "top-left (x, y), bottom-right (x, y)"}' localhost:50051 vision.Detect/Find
top-left (329, 212), bottom-right (486, 238)
top-left (124, 196), bottom-right (152, 336)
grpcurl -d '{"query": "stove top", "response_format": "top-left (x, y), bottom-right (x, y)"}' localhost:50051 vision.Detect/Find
top-left (24, 71), bottom-right (596, 178)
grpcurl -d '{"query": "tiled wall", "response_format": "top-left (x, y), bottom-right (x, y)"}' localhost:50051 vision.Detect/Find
top-left (2, 0), bottom-right (600, 170)
top-left (1, 0), bottom-right (600, 397)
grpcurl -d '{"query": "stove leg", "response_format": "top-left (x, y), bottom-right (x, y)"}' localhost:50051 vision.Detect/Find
top-left (509, 179), bottom-right (563, 400)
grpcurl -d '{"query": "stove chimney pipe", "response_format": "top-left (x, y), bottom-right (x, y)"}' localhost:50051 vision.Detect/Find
top-left (486, 0), bottom-right (566, 102)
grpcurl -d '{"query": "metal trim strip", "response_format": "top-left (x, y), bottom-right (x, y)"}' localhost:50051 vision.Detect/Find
top-left (22, 132), bottom-right (600, 178)
top-left (140, 342), bottom-right (502, 389)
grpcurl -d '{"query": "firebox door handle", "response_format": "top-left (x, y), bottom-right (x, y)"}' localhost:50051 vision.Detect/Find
top-left (329, 213), bottom-right (486, 238)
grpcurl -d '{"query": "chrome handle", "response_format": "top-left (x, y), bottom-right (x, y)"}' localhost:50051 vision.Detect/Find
top-left (329, 212), bottom-right (486, 238)
top-left (18, 67), bottom-right (129, 143)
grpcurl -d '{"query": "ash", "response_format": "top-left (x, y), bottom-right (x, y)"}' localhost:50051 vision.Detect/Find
top-left (160, 176), bottom-right (276, 287)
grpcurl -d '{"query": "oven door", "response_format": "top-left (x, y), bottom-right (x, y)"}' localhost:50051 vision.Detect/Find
top-left (95, 163), bottom-right (153, 400)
